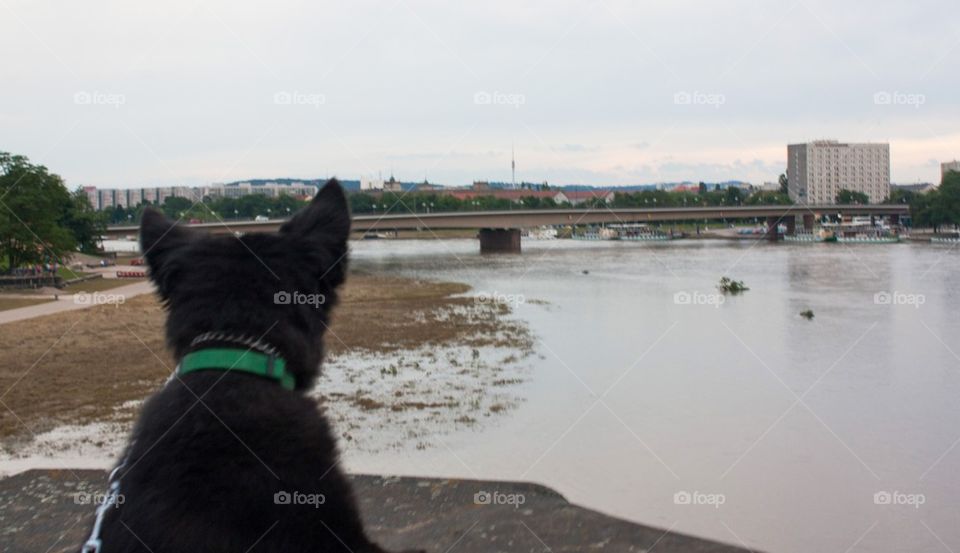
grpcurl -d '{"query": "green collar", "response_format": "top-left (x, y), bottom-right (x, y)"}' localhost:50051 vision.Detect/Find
top-left (178, 348), bottom-right (295, 391)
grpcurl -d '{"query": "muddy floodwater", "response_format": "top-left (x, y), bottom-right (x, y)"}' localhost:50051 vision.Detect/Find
top-left (345, 238), bottom-right (960, 553)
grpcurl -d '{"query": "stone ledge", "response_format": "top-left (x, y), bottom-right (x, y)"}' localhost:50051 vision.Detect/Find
top-left (0, 469), bottom-right (753, 553)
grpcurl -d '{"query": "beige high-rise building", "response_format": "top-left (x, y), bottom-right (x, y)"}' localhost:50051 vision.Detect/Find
top-left (942, 160), bottom-right (960, 180)
top-left (787, 140), bottom-right (890, 204)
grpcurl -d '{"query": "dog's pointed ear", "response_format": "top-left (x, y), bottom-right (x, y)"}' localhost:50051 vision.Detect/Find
top-left (280, 178), bottom-right (351, 244)
top-left (140, 208), bottom-right (191, 287)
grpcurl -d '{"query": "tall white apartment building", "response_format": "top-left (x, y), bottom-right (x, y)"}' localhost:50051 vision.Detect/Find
top-left (787, 140), bottom-right (890, 204)
top-left (82, 183), bottom-right (320, 210)
top-left (942, 160), bottom-right (960, 180)
top-left (205, 182), bottom-right (317, 199)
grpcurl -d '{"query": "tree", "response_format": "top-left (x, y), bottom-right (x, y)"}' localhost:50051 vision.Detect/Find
top-left (885, 188), bottom-right (915, 205)
top-left (724, 186), bottom-right (745, 206)
top-left (778, 173), bottom-right (788, 194)
top-left (160, 196), bottom-right (194, 219)
top-left (0, 152), bottom-right (76, 271)
top-left (745, 191), bottom-right (792, 206)
top-left (62, 188), bottom-right (106, 254)
top-left (938, 171), bottom-right (960, 228)
top-left (836, 189), bottom-right (870, 205)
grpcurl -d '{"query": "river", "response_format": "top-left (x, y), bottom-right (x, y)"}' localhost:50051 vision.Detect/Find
top-left (344, 238), bottom-right (960, 553)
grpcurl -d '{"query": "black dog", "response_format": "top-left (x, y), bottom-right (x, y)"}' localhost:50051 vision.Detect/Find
top-left (83, 180), bottom-right (421, 553)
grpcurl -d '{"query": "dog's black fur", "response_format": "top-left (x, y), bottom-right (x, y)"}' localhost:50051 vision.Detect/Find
top-left (87, 180), bottom-right (421, 552)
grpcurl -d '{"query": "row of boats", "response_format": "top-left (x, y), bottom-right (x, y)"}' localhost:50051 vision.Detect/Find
top-left (523, 224), bottom-right (679, 241)
top-left (782, 228), bottom-right (901, 244)
top-left (569, 227), bottom-right (679, 241)
top-left (529, 222), bottom-right (959, 245)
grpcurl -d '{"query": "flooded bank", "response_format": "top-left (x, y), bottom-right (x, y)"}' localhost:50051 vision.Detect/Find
top-left (343, 238), bottom-right (960, 553)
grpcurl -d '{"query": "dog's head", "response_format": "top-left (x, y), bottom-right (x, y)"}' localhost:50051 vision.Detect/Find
top-left (140, 179), bottom-right (350, 390)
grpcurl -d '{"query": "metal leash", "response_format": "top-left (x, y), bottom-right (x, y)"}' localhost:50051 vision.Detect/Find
top-left (80, 443), bottom-right (133, 553)
top-left (79, 344), bottom-right (257, 553)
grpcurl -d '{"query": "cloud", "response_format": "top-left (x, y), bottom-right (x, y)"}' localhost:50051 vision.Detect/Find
top-left (1, 0), bottom-right (957, 187)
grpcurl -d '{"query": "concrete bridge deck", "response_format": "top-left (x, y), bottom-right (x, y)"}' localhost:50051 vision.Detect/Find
top-left (1, 469), bottom-right (753, 553)
top-left (105, 204), bottom-right (909, 236)
top-left (103, 204), bottom-right (909, 253)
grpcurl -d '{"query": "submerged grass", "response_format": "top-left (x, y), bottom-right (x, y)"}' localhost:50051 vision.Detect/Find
top-left (0, 272), bottom-right (533, 443)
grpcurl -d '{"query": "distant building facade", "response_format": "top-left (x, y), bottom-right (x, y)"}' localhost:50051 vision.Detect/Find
top-left (892, 182), bottom-right (937, 194)
top-left (561, 190), bottom-right (616, 206)
top-left (787, 140), bottom-right (890, 204)
top-left (205, 182), bottom-right (316, 199)
top-left (383, 176), bottom-right (403, 192)
top-left (82, 182), bottom-right (317, 210)
top-left (442, 189), bottom-right (568, 205)
top-left (942, 160), bottom-right (960, 180)
top-left (360, 176), bottom-right (384, 191)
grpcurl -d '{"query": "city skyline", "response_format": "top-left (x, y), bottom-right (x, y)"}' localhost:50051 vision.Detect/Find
top-left (2, 1), bottom-right (958, 188)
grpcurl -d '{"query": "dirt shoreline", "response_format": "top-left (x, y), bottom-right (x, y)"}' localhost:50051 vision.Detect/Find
top-left (0, 271), bottom-right (535, 459)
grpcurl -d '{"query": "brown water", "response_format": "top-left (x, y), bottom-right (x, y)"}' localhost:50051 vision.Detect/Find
top-left (346, 238), bottom-right (960, 553)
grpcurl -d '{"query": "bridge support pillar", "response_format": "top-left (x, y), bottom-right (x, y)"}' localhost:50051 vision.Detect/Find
top-left (765, 216), bottom-right (780, 241)
top-left (784, 216), bottom-right (797, 236)
top-left (479, 228), bottom-right (521, 254)
top-left (803, 214), bottom-right (815, 232)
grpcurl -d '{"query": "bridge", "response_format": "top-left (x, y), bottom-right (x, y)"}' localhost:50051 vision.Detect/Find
top-left (105, 204), bottom-right (910, 253)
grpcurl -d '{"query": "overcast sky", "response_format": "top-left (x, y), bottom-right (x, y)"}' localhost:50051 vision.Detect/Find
top-left (1, 0), bottom-right (957, 189)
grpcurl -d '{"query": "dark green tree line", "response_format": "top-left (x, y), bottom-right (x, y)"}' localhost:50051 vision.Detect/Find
top-left (0, 152), bottom-right (104, 272)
